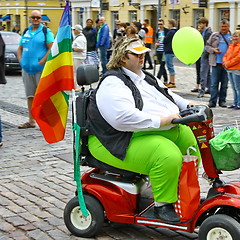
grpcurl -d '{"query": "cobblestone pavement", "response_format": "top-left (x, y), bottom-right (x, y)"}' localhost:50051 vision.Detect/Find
top-left (0, 65), bottom-right (239, 240)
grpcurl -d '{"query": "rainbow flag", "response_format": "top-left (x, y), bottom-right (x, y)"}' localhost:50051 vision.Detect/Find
top-left (31, 1), bottom-right (74, 143)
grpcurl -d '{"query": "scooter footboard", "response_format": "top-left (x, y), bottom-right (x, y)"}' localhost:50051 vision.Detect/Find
top-left (81, 168), bottom-right (148, 224)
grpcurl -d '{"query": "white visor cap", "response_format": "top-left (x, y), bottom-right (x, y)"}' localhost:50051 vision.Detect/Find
top-left (126, 40), bottom-right (151, 54)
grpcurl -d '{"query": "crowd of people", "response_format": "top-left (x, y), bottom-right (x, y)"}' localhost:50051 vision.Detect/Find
top-left (192, 17), bottom-right (240, 110)
top-left (0, 8), bottom-right (240, 224)
top-left (1, 11), bottom-right (240, 147)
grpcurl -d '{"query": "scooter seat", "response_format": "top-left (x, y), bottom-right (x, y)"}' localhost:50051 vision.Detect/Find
top-left (83, 155), bottom-right (141, 178)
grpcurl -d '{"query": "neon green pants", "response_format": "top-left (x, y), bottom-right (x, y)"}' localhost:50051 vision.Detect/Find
top-left (88, 124), bottom-right (201, 203)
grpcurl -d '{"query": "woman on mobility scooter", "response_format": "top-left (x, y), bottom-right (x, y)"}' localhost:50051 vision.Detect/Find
top-left (87, 37), bottom-right (201, 223)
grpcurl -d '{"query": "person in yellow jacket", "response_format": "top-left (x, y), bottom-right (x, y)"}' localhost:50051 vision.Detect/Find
top-left (143, 19), bottom-right (154, 69)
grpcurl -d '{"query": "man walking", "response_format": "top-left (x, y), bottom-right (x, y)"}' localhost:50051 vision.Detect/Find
top-left (17, 10), bottom-right (54, 129)
top-left (96, 17), bottom-right (110, 75)
top-left (164, 19), bottom-right (177, 88)
top-left (155, 19), bottom-right (169, 83)
top-left (72, 24), bottom-right (87, 70)
top-left (143, 19), bottom-right (154, 70)
top-left (206, 19), bottom-right (231, 108)
top-left (197, 17), bottom-right (212, 98)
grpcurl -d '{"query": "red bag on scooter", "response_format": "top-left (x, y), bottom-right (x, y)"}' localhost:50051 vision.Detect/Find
top-left (174, 147), bottom-right (200, 221)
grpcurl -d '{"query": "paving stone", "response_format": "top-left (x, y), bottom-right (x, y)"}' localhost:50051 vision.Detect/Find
top-left (0, 234), bottom-right (14, 240)
top-left (32, 220), bottom-right (53, 231)
top-left (0, 218), bottom-right (16, 232)
top-left (0, 207), bottom-right (16, 218)
top-left (26, 229), bottom-right (52, 240)
top-left (47, 229), bottom-right (70, 239)
top-left (8, 229), bottom-right (28, 240)
top-left (6, 204), bottom-right (27, 214)
top-left (5, 216), bottom-right (28, 227)
top-left (46, 217), bottom-right (64, 227)
top-left (1, 67), bottom-right (239, 240)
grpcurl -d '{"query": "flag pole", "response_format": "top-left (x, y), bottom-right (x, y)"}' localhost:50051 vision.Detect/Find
top-left (72, 89), bottom-right (89, 217)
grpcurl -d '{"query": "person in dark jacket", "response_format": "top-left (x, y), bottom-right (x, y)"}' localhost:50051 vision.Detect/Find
top-left (197, 17), bottom-right (212, 98)
top-left (0, 33), bottom-right (6, 85)
top-left (96, 16), bottom-right (110, 74)
top-left (87, 37), bottom-right (201, 224)
top-left (0, 32), bottom-right (6, 146)
top-left (82, 18), bottom-right (99, 67)
top-left (164, 19), bottom-right (177, 88)
top-left (155, 19), bottom-right (169, 84)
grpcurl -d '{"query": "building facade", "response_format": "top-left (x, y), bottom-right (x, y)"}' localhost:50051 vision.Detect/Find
top-left (0, 0), bottom-right (239, 36)
top-left (0, 0), bottom-right (65, 35)
top-left (72, 0), bottom-right (240, 34)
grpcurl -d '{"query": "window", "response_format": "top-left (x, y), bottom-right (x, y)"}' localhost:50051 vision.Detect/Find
top-left (129, 11), bottom-right (137, 24)
top-left (78, 8), bottom-right (84, 26)
top-left (112, 11), bottom-right (119, 30)
top-left (169, 9), bottom-right (180, 28)
top-left (193, 9), bottom-right (204, 28)
top-left (219, 9), bottom-right (230, 21)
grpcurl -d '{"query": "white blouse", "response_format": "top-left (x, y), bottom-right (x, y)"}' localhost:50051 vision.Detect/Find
top-left (96, 67), bottom-right (190, 132)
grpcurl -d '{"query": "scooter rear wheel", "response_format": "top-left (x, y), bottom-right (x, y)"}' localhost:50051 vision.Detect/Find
top-left (198, 214), bottom-right (240, 240)
top-left (64, 195), bottom-right (104, 237)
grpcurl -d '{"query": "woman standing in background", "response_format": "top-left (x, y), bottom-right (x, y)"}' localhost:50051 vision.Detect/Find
top-left (223, 30), bottom-right (240, 110)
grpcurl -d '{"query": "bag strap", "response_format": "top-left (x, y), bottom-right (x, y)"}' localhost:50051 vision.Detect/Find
top-left (23, 26), bottom-right (47, 44)
top-left (220, 33), bottom-right (229, 46)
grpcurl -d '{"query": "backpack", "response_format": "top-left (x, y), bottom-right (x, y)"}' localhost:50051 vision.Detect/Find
top-left (22, 26), bottom-right (48, 43)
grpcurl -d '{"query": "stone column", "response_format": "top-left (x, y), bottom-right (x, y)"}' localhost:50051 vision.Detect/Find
top-left (229, 2), bottom-right (236, 33)
top-left (208, 2), bottom-right (215, 31)
top-left (140, 5), bottom-right (144, 24)
top-left (237, 2), bottom-right (240, 27)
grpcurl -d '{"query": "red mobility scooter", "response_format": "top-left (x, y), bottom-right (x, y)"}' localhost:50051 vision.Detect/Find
top-left (64, 65), bottom-right (240, 240)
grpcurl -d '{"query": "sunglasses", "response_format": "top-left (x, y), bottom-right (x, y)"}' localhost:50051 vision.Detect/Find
top-left (31, 16), bottom-right (41, 20)
top-left (158, 23), bottom-right (163, 25)
top-left (128, 52), bottom-right (145, 58)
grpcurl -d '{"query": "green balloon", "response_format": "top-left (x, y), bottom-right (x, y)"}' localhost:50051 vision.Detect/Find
top-left (172, 27), bottom-right (204, 65)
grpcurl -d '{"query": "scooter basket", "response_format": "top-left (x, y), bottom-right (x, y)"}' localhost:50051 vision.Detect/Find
top-left (210, 143), bottom-right (240, 171)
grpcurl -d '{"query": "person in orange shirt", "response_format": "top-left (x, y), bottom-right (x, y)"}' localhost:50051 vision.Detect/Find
top-left (143, 19), bottom-right (154, 69)
top-left (223, 30), bottom-right (240, 109)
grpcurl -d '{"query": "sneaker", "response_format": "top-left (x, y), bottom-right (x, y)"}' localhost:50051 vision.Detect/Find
top-left (191, 88), bottom-right (199, 93)
top-left (233, 106), bottom-right (240, 110)
top-left (228, 105), bottom-right (236, 109)
top-left (219, 102), bottom-right (227, 108)
top-left (208, 102), bottom-right (216, 108)
top-left (166, 83), bottom-right (176, 88)
top-left (0, 142), bottom-right (3, 147)
top-left (197, 92), bottom-right (204, 98)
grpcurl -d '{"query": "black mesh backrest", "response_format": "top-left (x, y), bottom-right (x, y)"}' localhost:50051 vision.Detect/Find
top-left (76, 64), bottom-right (99, 86)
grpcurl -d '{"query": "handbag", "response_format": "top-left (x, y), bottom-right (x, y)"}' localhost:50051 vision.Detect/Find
top-left (174, 147), bottom-right (200, 221)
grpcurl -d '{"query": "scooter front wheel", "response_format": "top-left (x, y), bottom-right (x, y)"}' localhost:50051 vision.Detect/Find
top-left (198, 214), bottom-right (240, 240)
top-left (64, 195), bottom-right (104, 238)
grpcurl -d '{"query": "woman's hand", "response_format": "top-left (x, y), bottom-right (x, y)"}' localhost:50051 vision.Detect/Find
top-left (161, 114), bottom-right (181, 126)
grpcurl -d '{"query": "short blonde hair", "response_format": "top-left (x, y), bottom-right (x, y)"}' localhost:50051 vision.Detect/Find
top-left (232, 30), bottom-right (240, 37)
top-left (107, 37), bottom-right (142, 69)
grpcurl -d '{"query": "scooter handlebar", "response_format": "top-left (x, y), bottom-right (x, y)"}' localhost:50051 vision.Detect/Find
top-left (172, 105), bottom-right (213, 124)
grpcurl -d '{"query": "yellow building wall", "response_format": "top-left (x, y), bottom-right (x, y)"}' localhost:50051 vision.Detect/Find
top-left (0, 0), bottom-right (64, 35)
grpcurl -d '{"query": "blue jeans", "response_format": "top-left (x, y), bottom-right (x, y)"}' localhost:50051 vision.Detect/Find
top-left (156, 51), bottom-right (168, 82)
top-left (200, 53), bottom-right (211, 93)
top-left (0, 117), bottom-right (2, 142)
top-left (228, 72), bottom-right (240, 106)
top-left (99, 46), bottom-right (108, 74)
top-left (209, 64), bottom-right (228, 104)
top-left (165, 53), bottom-right (175, 75)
